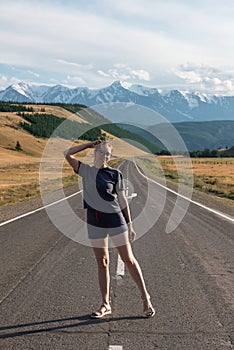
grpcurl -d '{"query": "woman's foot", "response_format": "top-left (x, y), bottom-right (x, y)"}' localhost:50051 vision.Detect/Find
top-left (142, 295), bottom-right (155, 318)
top-left (90, 304), bottom-right (112, 319)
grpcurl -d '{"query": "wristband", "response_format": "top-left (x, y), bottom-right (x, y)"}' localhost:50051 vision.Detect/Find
top-left (126, 221), bottom-right (132, 226)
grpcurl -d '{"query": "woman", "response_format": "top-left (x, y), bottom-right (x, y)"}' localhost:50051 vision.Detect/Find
top-left (64, 140), bottom-right (155, 318)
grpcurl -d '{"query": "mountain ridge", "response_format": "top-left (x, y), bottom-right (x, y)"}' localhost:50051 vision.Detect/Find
top-left (1, 80), bottom-right (234, 124)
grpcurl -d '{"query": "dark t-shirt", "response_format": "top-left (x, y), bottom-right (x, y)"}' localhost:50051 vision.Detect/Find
top-left (74, 161), bottom-right (125, 213)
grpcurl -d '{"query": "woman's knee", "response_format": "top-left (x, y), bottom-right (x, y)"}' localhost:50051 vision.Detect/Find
top-left (96, 255), bottom-right (109, 269)
top-left (121, 254), bottom-right (136, 266)
top-left (117, 244), bottom-right (136, 266)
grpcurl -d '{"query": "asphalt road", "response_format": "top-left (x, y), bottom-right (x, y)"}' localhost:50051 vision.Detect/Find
top-left (0, 160), bottom-right (233, 350)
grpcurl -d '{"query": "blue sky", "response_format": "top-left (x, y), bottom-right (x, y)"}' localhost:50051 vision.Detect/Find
top-left (1, 0), bottom-right (234, 94)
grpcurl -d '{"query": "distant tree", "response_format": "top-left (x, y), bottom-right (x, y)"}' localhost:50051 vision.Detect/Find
top-left (0, 101), bottom-right (34, 113)
top-left (158, 149), bottom-right (171, 156)
top-left (15, 140), bottom-right (22, 151)
top-left (202, 148), bottom-right (211, 157)
top-left (210, 149), bottom-right (219, 157)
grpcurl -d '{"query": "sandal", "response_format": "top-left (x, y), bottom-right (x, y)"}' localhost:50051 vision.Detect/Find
top-left (142, 295), bottom-right (155, 318)
top-left (91, 304), bottom-right (112, 319)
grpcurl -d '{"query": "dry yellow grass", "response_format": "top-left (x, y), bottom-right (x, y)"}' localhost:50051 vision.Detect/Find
top-left (0, 112), bottom-right (47, 156)
top-left (158, 156), bottom-right (234, 200)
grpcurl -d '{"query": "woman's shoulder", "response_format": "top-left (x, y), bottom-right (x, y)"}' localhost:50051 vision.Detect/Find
top-left (74, 161), bottom-right (92, 175)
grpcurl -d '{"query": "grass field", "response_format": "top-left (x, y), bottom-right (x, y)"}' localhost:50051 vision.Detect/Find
top-left (1, 151), bottom-right (233, 207)
top-left (157, 156), bottom-right (234, 200)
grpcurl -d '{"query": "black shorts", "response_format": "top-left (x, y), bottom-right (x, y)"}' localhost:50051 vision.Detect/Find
top-left (87, 209), bottom-right (128, 239)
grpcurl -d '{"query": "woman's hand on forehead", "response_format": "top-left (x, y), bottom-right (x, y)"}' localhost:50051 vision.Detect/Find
top-left (92, 140), bottom-right (102, 148)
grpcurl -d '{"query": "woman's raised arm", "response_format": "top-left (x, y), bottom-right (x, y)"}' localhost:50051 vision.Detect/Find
top-left (63, 140), bottom-right (101, 171)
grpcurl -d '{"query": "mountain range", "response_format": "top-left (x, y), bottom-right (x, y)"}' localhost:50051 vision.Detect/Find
top-left (1, 81), bottom-right (234, 124)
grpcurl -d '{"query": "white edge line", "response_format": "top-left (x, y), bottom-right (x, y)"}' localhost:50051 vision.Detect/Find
top-left (133, 160), bottom-right (234, 224)
top-left (0, 190), bottom-right (83, 227)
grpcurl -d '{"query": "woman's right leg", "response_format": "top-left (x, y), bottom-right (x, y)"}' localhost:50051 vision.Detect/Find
top-left (90, 237), bottom-right (111, 308)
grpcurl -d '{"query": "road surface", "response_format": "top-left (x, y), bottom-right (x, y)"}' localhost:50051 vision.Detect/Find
top-left (0, 160), bottom-right (233, 349)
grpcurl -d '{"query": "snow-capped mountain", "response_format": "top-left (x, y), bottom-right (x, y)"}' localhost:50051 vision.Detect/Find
top-left (1, 80), bottom-right (234, 124)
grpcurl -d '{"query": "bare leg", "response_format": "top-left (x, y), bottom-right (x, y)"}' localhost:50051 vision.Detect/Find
top-left (90, 237), bottom-right (111, 308)
top-left (114, 238), bottom-right (148, 298)
top-left (112, 232), bottom-right (155, 316)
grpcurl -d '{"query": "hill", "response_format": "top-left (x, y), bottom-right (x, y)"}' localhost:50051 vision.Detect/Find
top-left (0, 102), bottom-right (160, 158)
top-left (118, 120), bottom-right (234, 152)
top-left (1, 102), bottom-right (233, 153)
top-left (171, 120), bottom-right (234, 151)
top-left (0, 102), bottom-right (89, 157)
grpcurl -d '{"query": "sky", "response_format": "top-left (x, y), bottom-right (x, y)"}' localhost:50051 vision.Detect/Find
top-left (1, 0), bottom-right (234, 94)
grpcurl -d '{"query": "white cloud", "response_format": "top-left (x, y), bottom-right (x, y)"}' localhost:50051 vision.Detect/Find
top-left (113, 63), bottom-right (128, 69)
top-left (97, 65), bottom-right (150, 82)
top-left (108, 69), bottom-right (130, 81)
top-left (0, 0), bottom-right (234, 94)
top-left (0, 1), bottom-right (214, 79)
top-left (130, 69), bottom-right (150, 81)
top-left (0, 75), bottom-right (8, 90)
top-left (97, 70), bottom-right (110, 78)
top-left (27, 70), bottom-right (40, 78)
top-left (56, 59), bottom-right (93, 70)
top-left (0, 74), bottom-right (8, 83)
top-left (174, 63), bottom-right (234, 94)
top-left (66, 75), bottom-right (86, 85)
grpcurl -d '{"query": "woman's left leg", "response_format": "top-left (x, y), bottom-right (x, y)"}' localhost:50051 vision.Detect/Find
top-left (111, 232), bottom-right (155, 316)
top-left (114, 238), bottom-right (148, 297)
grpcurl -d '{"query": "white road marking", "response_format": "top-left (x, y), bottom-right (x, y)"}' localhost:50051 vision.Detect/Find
top-left (116, 253), bottom-right (125, 277)
top-left (133, 160), bottom-right (234, 224)
top-left (0, 190), bottom-right (82, 227)
top-left (126, 193), bottom-right (137, 199)
top-left (115, 161), bottom-right (137, 279)
top-left (109, 346), bottom-right (123, 350)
